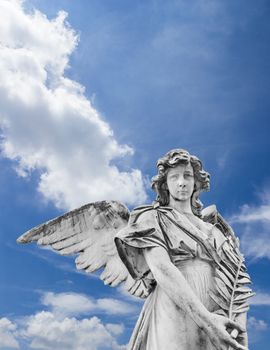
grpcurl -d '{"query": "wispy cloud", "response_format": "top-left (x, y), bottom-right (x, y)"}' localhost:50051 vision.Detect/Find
top-left (247, 316), bottom-right (268, 345)
top-left (228, 188), bottom-right (270, 260)
top-left (250, 292), bottom-right (270, 306)
top-left (230, 204), bottom-right (270, 224)
top-left (0, 0), bottom-right (147, 210)
top-left (248, 316), bottom-right (268, 331)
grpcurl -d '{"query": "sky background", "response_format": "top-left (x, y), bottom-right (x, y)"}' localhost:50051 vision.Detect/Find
top-left (0, 0), bottom-right (270, 349)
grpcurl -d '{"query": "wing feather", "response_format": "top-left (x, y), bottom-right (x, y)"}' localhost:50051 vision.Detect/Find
top-left (17, 200), bottom-right (150, 298)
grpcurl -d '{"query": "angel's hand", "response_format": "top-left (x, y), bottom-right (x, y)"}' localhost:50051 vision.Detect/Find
top-left (231, 312), bottom-right (248, 347)
top-left (203, 313), bottom-right (248, 350)
top-left (231, 329), bottom-right (248, 347)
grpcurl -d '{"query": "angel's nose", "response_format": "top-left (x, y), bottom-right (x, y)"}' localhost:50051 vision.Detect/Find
top-left (177, 176), bottom-right (186, 188)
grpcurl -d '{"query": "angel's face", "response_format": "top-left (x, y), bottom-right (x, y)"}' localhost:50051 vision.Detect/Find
top-left (166, 163), bottom-right (195, 202)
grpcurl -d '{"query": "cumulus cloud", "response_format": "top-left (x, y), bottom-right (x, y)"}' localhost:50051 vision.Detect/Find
top-left (21, 312), bottom-right (125, 350)
top-left (105, 323), bottom-right (124, 336)
top-left (1, 291), bottom-right (133, 350)
top-left (0, 0), bottom-right (147, 210)
top-left (229, 189), bottom-right (270, 259)
top-left (0, 318), bottom-right (19, 349)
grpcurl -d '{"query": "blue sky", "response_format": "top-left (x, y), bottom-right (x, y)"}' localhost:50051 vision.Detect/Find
top-left (0, 0), bottom-right (270, 349)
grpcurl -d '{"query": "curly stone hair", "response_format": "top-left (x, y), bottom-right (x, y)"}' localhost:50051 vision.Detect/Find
top-left (151, 149), bottom-right (210, 216)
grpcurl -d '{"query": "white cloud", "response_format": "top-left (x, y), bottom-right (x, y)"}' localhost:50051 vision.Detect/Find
top-left (0, 318), bottom-right (19, 349)
top-left (230, 187), bottom-right (270, 226)
top-left (36, 291), bottom-right (135, 348)
top-left (230, 204), bottom-right (270, 224)
top-left (41, 291), bottom-right (138, 317)
top-left (240, 224), bottom-right (270, 259)
top-left (250, 292), bottom-right (270, 306)
top-left (95, 298), bottom-right (137, 315)
top-left (21, 312), bottom-right (126, 350)
top-left (247, 316), bottom-right (268, 344)
top-left (0, 0), bottom-right (147, 210)
top-left (248, 316), bottom-right (268, 331)
top-left (41, 292), bottom-right (95, 316)
top-left (228, 189), bottom-right (270, 259)
top-left (1, 291), bottom-right (133, 350)
top-left (105, 323), bottom-right (124, 336)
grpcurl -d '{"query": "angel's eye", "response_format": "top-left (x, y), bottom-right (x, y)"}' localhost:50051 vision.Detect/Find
top-left (184, 173), bottom-right (193, 178)
top-left (169, 174), bottom-right (178, 180)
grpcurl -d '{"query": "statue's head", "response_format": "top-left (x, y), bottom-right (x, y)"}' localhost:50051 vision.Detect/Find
top-left (151, 149), bottom-right (210, 216)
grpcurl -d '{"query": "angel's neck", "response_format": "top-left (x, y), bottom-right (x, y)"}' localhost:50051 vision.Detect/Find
top-left (168, 196), bottom-right (193, 215)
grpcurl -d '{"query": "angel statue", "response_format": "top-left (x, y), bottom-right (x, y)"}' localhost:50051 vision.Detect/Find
top-left (17, 149), bottom-right (254, 350)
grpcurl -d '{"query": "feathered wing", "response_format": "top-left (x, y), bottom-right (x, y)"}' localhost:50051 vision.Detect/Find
top-left (202, 205), bottom-right (255, 321)
top-left (17, 200), bottom-right (149, 298)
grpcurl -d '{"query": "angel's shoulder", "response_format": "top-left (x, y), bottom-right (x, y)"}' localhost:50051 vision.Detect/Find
top-left (115, 205), bottom-right (157, 242)
top-left (129, 205), bottom-right (158, 225)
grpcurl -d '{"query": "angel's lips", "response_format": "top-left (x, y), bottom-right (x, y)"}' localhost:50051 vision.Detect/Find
top-left (177, 190), bottom-right (188, 194)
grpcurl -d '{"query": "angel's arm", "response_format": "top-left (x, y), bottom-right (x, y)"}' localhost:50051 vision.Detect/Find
top-left (143, 246), bottom-right (247, 350)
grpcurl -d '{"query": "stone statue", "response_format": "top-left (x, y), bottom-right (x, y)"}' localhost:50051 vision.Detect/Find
top-left (17, 149), bottom-right (254, 350)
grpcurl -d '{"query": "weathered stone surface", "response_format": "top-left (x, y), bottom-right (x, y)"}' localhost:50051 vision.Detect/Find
top-left (17, 149), bottom-right (251, 350)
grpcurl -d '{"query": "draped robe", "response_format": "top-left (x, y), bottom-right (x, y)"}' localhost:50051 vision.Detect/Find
top-left (115, 205), bottom-right (229, 350)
